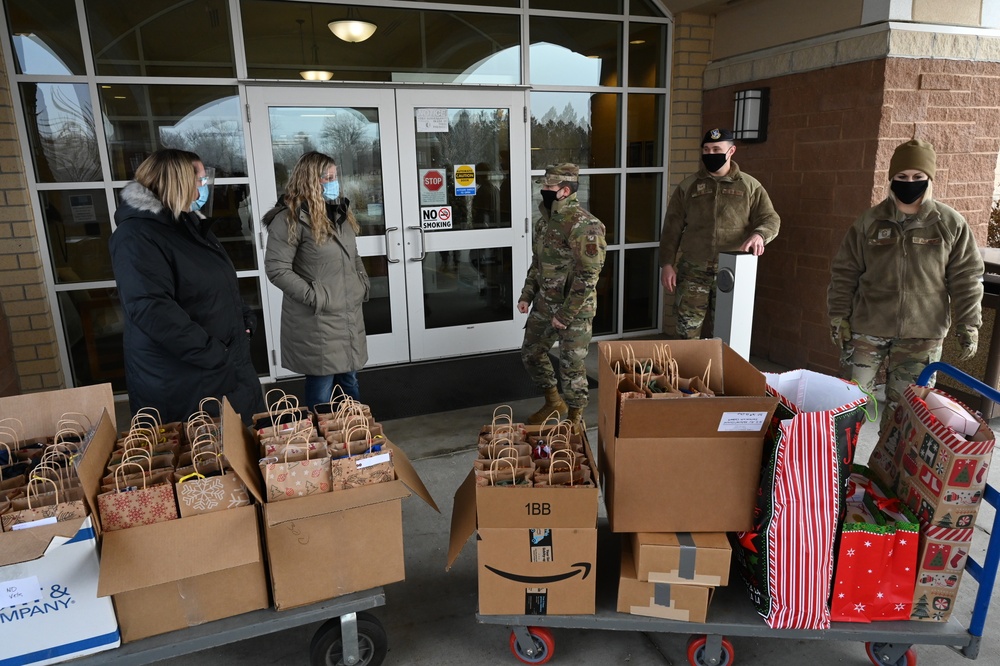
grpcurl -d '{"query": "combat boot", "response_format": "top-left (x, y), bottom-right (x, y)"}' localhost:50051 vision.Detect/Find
top-left (526, 387), bottom-right (567, 424)
top-left (566, 406), bottom-right (584, 423)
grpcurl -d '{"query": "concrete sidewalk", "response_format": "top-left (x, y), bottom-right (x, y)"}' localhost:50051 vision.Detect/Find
top-left (153, 353), bottom-right (1000, 666)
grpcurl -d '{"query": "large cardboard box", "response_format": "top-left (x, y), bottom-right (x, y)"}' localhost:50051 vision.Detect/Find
top-left (617, 540), bottom-right (712, 622)
top-left (79, 400), bottom-right (269, 643)
top-left (447, 431), bottom-right (600, 615)
top-left (0, 385), bottom-right (120, 664)
top-left (225, 412), bottom-right (439, 610)
top-left (598, 339), bottom-right (778, 533)
top-left (631, 532), bottom-right (731, 586)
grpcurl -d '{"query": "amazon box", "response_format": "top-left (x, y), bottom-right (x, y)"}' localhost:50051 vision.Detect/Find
top-left (81, 399), bottom-right (268, 643)
top-left (0, 386), bottom-right (120, 664)
top-left (598, 339), bottom-right (778, 533)
top-left (447, 429), bottom-right (600, 615)
top-left (631, 532), bottom-right (731, 586)
top-left (618, 540), bottom-right (712, 622)
top-left (225, 408), bottom-right (439, 611)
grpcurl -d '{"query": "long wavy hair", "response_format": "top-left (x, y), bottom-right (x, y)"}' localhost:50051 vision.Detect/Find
top-left (282, 151), bottom-right (358, 243)
top-left (133, 149), bottom-right (198, 219)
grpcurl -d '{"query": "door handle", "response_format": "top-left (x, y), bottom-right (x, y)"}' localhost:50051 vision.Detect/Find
top-left (407, 225), bottom-right (426, 262)
top-left (385, 226), bottom-right (400, 263)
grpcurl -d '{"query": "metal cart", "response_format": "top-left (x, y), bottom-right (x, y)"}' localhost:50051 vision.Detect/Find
top-left (479, 362), bottom-right (1000, 666)
top-left (67, 587), bottom-right (387, 666)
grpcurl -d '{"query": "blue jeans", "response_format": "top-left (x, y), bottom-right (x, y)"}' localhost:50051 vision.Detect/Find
top-left (304, 372), bottom-right (360, 409)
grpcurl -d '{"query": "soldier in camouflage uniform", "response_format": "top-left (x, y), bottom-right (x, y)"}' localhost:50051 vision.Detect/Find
top-left (828, 139), bottom-right (984, 432)
top-left (518, 163), bottom-right (607, 424)
top-left (660, 128), bottom-right (781, 339)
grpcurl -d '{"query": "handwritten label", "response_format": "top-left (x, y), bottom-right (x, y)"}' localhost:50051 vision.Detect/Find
top-left (356, 453), bottom-right (392, 469)
top-left (717, 411), bottom-right (769, 432)
top-left (1, 576), bottom-right (40, 608)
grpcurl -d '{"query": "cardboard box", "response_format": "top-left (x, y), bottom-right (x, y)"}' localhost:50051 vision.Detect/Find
top-left (871, 385), bottom-right (994, 529)
top-left (226, 410), bottom-right (439, 611)
top-left (597, 339), bottom-right (778, 533)
top-left (617, 540), bottom-right (712, 622)
top-left (631, 532), bottom-right (731, 586)
top-left (78, 401), bottom-right (269, 643)
top-left (448, 431), bottom-right (600, 615)
top-left (0, 385), bottom-right (120, 664)
top-left (910, 525), bottom-right (972, 622)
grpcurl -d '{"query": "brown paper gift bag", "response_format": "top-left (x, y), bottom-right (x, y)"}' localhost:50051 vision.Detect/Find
top-left (1, 476), bottom-right (88, 532)
top-left (175, 451), bottom-right (251, 517)
top-left (330, 427), bottom-right (395, 492)
top-left (532, 450), bottom-right (594, 488)
top-left (474, 456), bottom-right (533, 488)
top-left (97, 461), bottom-right (179, 532)
top-left (259, 435), bottom-right (332, 502)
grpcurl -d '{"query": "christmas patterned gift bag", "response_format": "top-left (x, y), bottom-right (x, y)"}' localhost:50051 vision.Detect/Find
top-left (1, 476), bottom-right (88, 531)
top-left (97, 461), bottom-right (179, 532)
top-left (175, 450), bottom-right (251, 517)
top-left (734, 369), bottom-right (870, 630)
top-left (259, 436), bottom-right (332, 502)
top-left (330, 426), bottom-right (395, 492)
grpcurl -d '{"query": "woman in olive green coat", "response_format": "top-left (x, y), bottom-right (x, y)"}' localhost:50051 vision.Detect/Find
top-left (263, 151), bottom-right (370, 408)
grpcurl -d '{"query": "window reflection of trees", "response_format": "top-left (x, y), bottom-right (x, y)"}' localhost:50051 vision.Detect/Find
top-left (25, 84), bottom-right (101, 182)
top-left (160, 116), bottom-right (246, 178)
top-left (531, 102), bottom-right (591, 169)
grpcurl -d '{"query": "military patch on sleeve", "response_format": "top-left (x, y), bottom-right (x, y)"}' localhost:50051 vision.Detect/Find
top-left (586, 243), bottom-right (599, 257)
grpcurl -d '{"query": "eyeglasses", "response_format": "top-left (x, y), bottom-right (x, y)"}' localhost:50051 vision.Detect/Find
top-left (196, 176), bottom-right (209, 186)
top-left (319, 173), bottom-right (338, 183)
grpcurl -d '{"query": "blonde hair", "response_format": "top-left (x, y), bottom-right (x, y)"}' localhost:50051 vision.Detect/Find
top-left (133, 149), bottom-right (199, 219)
top-left (283, 151), bottom-right (359, 243)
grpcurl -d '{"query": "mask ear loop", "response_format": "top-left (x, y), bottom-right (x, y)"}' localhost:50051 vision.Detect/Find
top-left (850, 380), bottom-right (879, 423)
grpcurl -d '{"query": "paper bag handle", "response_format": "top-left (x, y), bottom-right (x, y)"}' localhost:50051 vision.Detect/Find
top-left (198, 396), bottom-right (222, 417)
top-left (26, 475), bottom-right (60, 509)
top-left (344, 424), bottom-right (374, 456)
top-left (488, 456), bottom-right (516, 486)
top-left (547, 457), bottom-right (574, 487)
top-left (114, 461), bottom-right (149, 493)
top-left (282, 430), bottom-right (314, 461)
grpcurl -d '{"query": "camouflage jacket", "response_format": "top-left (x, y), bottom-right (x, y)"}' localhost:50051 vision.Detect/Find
top-left (828, 197), bottom-right (984, 339)
top-left (520, 193), bottom-right (607, 324)
top-left (659, 161), bottom-right (780, 265)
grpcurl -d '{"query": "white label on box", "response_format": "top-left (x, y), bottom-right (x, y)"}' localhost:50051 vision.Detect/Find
top-left (718, 411), bottom-right (769, 432)
top-left (355, 452), bottom-right (392, 469)
top-left (0, 576), bottom-right (41, 609)
top-left (11, 517), bottom-right (58, 531)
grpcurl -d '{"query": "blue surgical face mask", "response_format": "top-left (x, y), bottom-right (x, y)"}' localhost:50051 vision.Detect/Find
top-left (322, 180), bottom-right (339, 201)
top-left (192, 184), bottom-right (209, 211)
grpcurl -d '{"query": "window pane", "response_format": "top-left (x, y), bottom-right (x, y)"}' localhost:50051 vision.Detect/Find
top-left (531, 0), bottom-right (623, 12)
top-left (20, 83), bottom-right (100, 183)
top-left (58, 288), bottom-right (126, 391)
top-left (362, 256), bottom-right (391, 336)
top-left (629, 23), bottom-right (667, 87)
top-left (623, 247), bottom-right (658, 331)
top-left (630, 0), bottom-right (668, 18)
top-left (529, 17), bottom-right (621, 86)
top-left (6, 0), bottom-right (85, 75)
top-left (238, 277), bottom-right (268, 376)
top-left (530, 92), bottom-right (620, 169)
top-left (627, 94), bottom-right (664, 167)
top-left (100, 85), bottom-right (245, 180)
top-left (424, 248), bottom-right (513, 328)
top-left (85, 0), bottom-right (235, 77)
top-left (212, 185), bottom-right (257, 270)
top-left (594, 249), bottom-right (618, 336)
top-left (41, 190), bottom-right (113, 284)
top-left (242, 1), bottom-right (521, 84)
top-left (624, 172), bottom-right (661, 243)
top-left (531, 173), bottom-right (619, 244)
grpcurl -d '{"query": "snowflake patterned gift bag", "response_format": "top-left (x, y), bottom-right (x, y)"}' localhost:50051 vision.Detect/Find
top-left (97, 461), bottom-right (179, 532)
top-left (259, 437), bottom-right (332, 503)
top-left (174, 451), bottom-right (251, 517)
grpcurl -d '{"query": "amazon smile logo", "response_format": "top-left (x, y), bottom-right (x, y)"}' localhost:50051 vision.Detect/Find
top-left (484, 562), bottom-right (592, 584)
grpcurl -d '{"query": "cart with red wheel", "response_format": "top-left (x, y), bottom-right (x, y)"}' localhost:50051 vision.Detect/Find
top-left (480, 363), bottom-right (1000, 665)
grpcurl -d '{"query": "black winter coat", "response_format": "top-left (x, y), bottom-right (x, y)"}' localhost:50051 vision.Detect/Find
top-left (110, 182), bottom-right (266, 424)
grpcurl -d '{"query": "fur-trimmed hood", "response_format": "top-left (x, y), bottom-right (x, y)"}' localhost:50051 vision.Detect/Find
top-left (116, 181), bottom-right (206, 222)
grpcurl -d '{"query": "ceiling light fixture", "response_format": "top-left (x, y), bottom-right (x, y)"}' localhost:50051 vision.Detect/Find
top-left (299, 11), bottom-right (333, 81)
top-left (328, 8), bottom-right (377, 43)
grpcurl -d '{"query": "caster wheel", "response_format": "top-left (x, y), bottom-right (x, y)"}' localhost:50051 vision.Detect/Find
top-left (310, 611), bottom-right (387, 666)
top-left (686, 635), bottom-right (735, 666)
top-left (509, 626), bottom-right (555, 664)
top-left (866, 642), bottom-right (918, 666)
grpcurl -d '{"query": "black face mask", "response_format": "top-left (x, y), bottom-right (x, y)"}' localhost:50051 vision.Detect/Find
top-left (890, 179), bottom-right (929, 205)
top-left (540, 189), bottom-right (559, 210)
top-left (701, 152), bottom-right (729, 173)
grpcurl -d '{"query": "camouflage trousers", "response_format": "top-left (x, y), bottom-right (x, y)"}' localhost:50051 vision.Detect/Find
top-left (520, 310), bottom-right (593, 409)
top-left (843, 334), bottom-right (943, 432)
top-left (674, 258), bottom-right (718, 339)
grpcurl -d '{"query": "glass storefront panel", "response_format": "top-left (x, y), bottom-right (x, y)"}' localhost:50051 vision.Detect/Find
top-left (100, 85), bottom-right (245, 180)
top-left (628, 23), bottom-right (667, 87)
top-left (423, 247), bottom-right (513, 328)
top-left (626, 93), bottom-right (664, 167)
top-left (530, 173), bottom-right (619, 244)
top-left (529, 16), bottom-right (621, 87)
top-left (40, 189), bottom-right (113, 284)
top-left (6, 0), bottom-right (85, 75)
top-left (623, 246), bottom-right (658, 331)
top-left (20, 83), bottom-right (100, 183)
top-left (530, 0), bottom-right (624, 14)
top-left (239, 277), bottom-right (268, 376)
top-left (530, 92), bottom-right (619, 169)
top-left (58, 288), bottom-right (126, 391)
top-left (84, 0), bottom-right (235, 77)
top-left (624, 172), bottom-right (661, 243)
top-left (362, 255), bottom-right (391, 336)
top-left (242, 1), bottom-right (520, 84)
top-left (211, 184), bottom-right (257, 270)
top-left (593, 249), bottom-right (618, 336)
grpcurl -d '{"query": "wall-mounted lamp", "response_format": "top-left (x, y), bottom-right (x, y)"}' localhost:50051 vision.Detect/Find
top-left (733, 88), bottom-right (769, 143)
top-left (328, 8), bottom-right (377, 43)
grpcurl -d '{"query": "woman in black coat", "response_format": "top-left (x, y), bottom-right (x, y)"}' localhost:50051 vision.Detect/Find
top-left (109, 149), bottom-right (265, 424)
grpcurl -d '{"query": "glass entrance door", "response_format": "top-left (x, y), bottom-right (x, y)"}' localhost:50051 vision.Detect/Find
top-left (246, 86), bottom-right (529, 378)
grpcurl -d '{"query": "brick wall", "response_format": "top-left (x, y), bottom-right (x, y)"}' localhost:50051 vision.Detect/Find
top-left (0, 49), bottom-right (64, 393)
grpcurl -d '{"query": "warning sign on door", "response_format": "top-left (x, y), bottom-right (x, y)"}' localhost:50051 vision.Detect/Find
top-left (454, 164), bottom-right (476, 196)
top-left (419, 168), bottom-right (448, 206)
top-left (421, 206), bottom-right (453, 230)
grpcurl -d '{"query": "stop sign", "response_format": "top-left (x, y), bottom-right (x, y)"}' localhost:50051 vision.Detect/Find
top-left (423, 170), bottom-right (444, 191)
